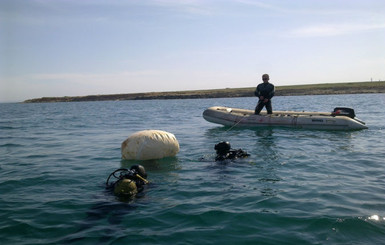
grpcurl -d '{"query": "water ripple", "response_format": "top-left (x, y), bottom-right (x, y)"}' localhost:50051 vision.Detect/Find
top-left (1, 95), bottom-right (385, 244)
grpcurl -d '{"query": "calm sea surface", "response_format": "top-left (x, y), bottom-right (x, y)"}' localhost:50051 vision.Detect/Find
top-left (1, 94), bottom-right (385, 244)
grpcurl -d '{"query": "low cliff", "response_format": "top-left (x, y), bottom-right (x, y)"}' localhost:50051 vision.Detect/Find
top-left (24, 81), bottom-right (385, 103)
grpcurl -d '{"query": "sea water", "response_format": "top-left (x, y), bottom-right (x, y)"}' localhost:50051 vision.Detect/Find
top-left (1, 94), bottom-right (385, 244)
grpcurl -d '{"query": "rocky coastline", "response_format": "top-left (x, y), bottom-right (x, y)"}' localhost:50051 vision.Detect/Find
top-left (23, 81), bottom-right (385, 103)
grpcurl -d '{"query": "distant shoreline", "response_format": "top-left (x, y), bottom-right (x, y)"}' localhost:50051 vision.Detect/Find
top-left (23, 81), bottom-right (385, 103)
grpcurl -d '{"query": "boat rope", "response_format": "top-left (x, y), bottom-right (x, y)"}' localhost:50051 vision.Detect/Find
top-left (225, 114), bottom-right (247, 132)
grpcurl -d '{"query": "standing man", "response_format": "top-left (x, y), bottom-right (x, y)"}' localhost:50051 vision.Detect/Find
top-left (254, 74), bottom-right (275, 115)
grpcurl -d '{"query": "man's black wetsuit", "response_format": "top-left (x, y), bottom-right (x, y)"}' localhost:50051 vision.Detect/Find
top-left (254, 82), bottom-right (275, 114)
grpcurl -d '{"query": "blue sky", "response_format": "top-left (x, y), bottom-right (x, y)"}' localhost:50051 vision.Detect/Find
top-left (1, 0), bottom-right (384, 102)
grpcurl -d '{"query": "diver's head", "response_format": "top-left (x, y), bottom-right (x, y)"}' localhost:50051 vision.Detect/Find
top-left (113, 178), bottom-right (138, 197)
top-left (130, 164), bottom-right (147, 178)
top-left (214, 141), bottom-right (231, 155)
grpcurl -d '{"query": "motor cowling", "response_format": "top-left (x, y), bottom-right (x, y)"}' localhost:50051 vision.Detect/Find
top-left (332, 107), bottom-right (356, 119)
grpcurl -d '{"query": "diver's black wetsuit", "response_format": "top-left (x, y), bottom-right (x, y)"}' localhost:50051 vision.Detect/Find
top-left (214, 141), bottom-right (250, 161)
top-left (215, 149), bottom-right (250, 161)
top-left (254, 82), bottom-right (275, 114)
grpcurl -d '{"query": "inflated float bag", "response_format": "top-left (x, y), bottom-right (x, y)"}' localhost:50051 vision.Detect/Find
top-left (121, 130), bottom-right (180, 160)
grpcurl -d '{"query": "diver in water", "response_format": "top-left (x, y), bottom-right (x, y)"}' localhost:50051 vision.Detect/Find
top-left (214, 141), bottom-right (250, 161)
top-left (63, 165), bottom-right (149, 243)
top-left (106, 164), bottom-right (149, 198)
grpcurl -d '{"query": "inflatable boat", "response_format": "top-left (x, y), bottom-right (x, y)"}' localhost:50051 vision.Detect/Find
top-left (203, 106), bottom-right (367, 130)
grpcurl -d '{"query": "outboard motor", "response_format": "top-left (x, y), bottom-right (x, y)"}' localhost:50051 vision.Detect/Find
top-left (332, 107), bottom-right (356, 119)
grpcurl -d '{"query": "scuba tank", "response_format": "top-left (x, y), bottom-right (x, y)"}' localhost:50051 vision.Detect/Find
top-left (113, 178), bottom-right (138, 197)
top-left (106, 164), bottom-right (148, 198)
